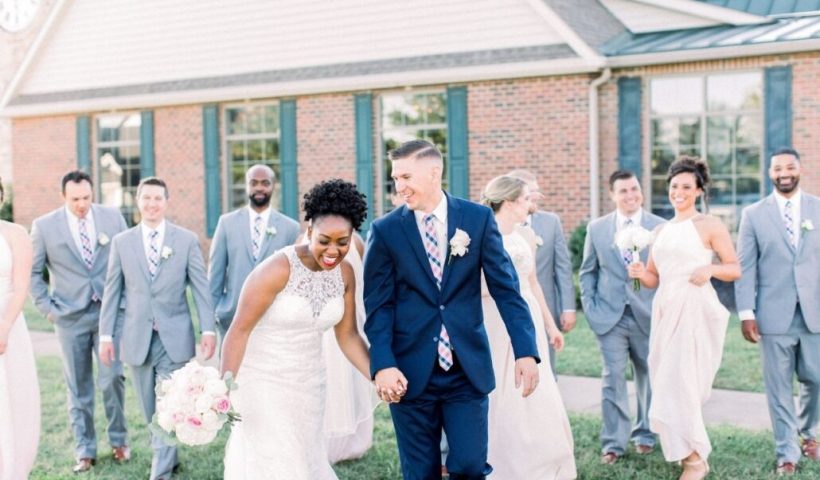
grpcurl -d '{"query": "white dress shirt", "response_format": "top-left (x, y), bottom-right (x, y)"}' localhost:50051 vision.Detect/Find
top-left (65, 206), bottom-right (97, 258)
top-left (739, 190), bottom-right (802, 321)
top-left (248, 205), bottom-right (272, 240)
top-left (413, 193), bottom-right (448, 267)
top-left (616, 209), bottom-right (643, 231)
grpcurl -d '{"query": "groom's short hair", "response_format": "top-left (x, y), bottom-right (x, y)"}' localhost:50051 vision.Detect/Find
top-left (61, 170), bottom-right (93, 194)
top-left (388, 139), bottom-right (442, 163)
top-left (771, 147), bottom-right (800, 162)
top-left (608, 170), bottom-right (637, 190)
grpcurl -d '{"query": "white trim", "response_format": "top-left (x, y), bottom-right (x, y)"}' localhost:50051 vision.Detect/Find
top-left (633, 0), bottom-right (767, 26)
top-left (522, 0), bottom-right (607, 64)
top-left (0, 0), bottom-right (71, 111)
top-left (588, 68), bottom-right (611, 220)
top-left (0, 56), bottom-right (601, 118)
top-left (606, 38), bottom-right (820, 67)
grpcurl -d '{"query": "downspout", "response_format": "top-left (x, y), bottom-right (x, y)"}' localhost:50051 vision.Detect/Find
top-left (588, 68), bottom-right (611, 220)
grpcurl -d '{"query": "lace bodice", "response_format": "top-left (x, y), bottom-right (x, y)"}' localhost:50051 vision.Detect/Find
top-left (503, 232), bottom-right (535, 292)
top-left (280, 246), bottom-right (346, 319)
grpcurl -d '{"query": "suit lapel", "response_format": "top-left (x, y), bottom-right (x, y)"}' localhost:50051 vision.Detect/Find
top-left (237, 209), bottom-right (256, 265)
top-left (131, 227), bottom-right (153, 283)
top-left (797, 194), bottom-right (813, 258)
top-left (606, 213), bottom-right (626, 277)
top-left (154, 223), bottom-right (177, 280)
top-left (763, 194), bottom-right (796, 254)
top-left (258, 211), bottom-right (282, 262)
top-left (440, 196), bottom-right (460, 290)
top-left (56, 209), bottom-right (87, 267)
top-left (399, 206), bottom-right (439, 287)
top-left (89, 205), bottom-right (108, 268)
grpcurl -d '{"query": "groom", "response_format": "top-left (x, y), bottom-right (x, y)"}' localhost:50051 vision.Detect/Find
top-left (364, 140), bottom-right (540, 479)
top-left (99, 177), bottom-right (216, 480)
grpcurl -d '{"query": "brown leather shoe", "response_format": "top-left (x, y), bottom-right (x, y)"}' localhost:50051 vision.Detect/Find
top-left (635, 444), bottom-right (654, 455)
top-left (112, 445), bottom-right (131, 463)
top-left (72, 458), bottom-right (96, 473)
top-left (776, 462), bottom-right (797, 475)
top-left (601, 452), bottom-right (619, 465)
top-left (802, 438), bottom-right (820, 460)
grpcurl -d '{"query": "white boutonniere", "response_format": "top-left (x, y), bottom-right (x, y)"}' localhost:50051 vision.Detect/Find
top-left (802, 220), bottom-right (815, 232)
top-left (98, 233), bottom-right (110, 246)
top-left (161, 246), bottom-right (173, 260)
top-left (448, 229), bottom-right (470, 264)
top-left (266, 226), bottom-right (277, 236)
top-left (534, 235), bottom-right (544, 247)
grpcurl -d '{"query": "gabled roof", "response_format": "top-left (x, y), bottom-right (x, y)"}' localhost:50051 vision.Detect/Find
top-left (601, 0), bottom-right (767, 34)
top-left (698, 0), bottom-right (820, 16)
top-left (604, 11), bottom-right (820, 64)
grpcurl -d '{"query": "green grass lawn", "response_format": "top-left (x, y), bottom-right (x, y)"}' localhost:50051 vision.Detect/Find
top-left (30, 356), bottom-right (820, 479)
top-left (555, 313), bottom-right (766, 393)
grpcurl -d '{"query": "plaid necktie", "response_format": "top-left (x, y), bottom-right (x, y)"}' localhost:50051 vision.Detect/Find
top-left (622, 218), bottom-right (634, 266)
top-left (422, 214), bottom-right (453, 371)
top-left (78, 218), bottom-right (94, 270)
top-left (148, 230), bottom-right (160, 280)
top-left (784, 200), bottom-right (795, 247)
top-left (252, 215), bottom-right (263, 261)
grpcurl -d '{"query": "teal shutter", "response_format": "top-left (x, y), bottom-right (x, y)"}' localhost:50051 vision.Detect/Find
top-left (279, 100), bottom-right (298, 220)
top-left (76, 116), bottom-right (91, 173)
top-left (203, 105), bottom-right (221, 237)
top-left (140, 110), bottom-right (155, 178)
top-left (618, 77), bottom-right (642, 178)
top-left (354, 93), bottom-right (374, 231)
top-left (764, 66), bottom-right (792, 193)
top-left (446, 86), bottom-right (469, 199)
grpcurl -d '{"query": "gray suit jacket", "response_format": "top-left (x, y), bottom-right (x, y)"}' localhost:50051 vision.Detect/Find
top-left (530, 211), bottom-right (575, 327)
top-left (100, 222), bottom-right (215, 366)
top-left (579, 210), bottom-right (665, 336)
top-left (208, 208), bottom-right (299, 325)
top-left (734, 192), bottom-right (820, 334)
top-left (30, 205), bottom-right (128, 322)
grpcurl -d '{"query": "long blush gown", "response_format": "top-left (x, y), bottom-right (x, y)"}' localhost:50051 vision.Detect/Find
top-left (0, 232), bottom-right (41, 479)
top-left (648, 218), bottom-right (729, 462)
top-left (483, 230), bottom-right (576, 479)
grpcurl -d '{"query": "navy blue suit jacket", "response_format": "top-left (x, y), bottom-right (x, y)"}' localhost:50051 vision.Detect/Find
top-left (364, 194), bottom-right (539, 400)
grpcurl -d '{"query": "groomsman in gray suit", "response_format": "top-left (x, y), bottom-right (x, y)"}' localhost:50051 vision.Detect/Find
top-left (735, 147), bottom-right (820, 475)
top-left (509, 169), bottom-right (576, 375)
top-left (580, 170), bottom-right (664, 464)
top-left (30, 170), bottom-right (130, 473)
top-left (99, 177), bottom-right (216, 480)
top-left (208, 164), bottom-right (299, 337)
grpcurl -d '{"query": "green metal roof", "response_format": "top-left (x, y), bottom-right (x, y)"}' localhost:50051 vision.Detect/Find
top-left (603, 12), bottom-right (820, 56)
top-left (698, 0), bottom-right (820, 16)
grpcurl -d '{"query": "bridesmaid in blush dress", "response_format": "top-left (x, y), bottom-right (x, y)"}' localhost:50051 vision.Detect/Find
top-left (629, 157), bottom-right (740, 480)
top-left (0, 182), bottom-right (41, 480)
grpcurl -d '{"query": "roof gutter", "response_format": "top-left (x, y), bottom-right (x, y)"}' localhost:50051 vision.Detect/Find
top-left (588, 67), bottom-right (611, 221)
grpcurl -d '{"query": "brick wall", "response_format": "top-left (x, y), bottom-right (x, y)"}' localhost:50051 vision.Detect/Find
top-left (11, 115), bottom-right (76, 227)
top-left (468, 75), bottom-right (592, 234)
top-left (296, 93), bottom-right (356, 229)
top-left (598, 51), bottom-right (820, 215)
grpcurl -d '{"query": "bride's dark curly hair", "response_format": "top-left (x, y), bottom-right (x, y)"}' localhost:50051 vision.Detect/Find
top-left (302, 179), bottom-right (368, 231)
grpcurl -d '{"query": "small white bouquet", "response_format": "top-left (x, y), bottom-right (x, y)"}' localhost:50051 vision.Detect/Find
top-left (615, 225), bottom-right (654, 291)
top-left (150, 360), bottom-right (240, 446)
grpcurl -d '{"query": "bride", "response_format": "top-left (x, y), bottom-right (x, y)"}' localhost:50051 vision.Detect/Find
top-left (220, 179), bottom-right (372, 479)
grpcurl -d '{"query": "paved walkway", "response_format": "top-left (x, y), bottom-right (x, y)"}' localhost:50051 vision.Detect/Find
top-left (31, 330), bottom-right (774, 432)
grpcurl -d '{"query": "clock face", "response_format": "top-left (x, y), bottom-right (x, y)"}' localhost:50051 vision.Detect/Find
top-left (0, 0), bottom-right (40, 33)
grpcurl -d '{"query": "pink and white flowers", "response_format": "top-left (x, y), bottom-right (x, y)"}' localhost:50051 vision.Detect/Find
top-left (151, 360), bottom-right (239, 446)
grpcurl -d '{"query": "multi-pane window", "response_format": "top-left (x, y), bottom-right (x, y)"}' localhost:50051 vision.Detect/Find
top-left (224, 103), bottom-right (280, 211)
top-left (96, 114), bottom-right (141, 226)
top-left (380, 91), bottom-right (447, 213)
top-left (649, 72), bottom-right (763, 230)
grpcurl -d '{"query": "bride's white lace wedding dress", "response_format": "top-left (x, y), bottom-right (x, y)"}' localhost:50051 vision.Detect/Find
top-left (223, 246), bottom-right (345, 479)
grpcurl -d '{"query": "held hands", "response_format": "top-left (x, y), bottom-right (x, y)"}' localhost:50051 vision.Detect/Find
top-left (627, 261), bottom-right (645, 280)
top-left (689, 265), bottom-right (713, 286)
top-left (374, 367), bottom-right (408, 404)
top-left (560, 311), bottom-right (577, 333)
top-left (99, 340), bottom-right (115, 367)
top-left (514, 356), bottom-right (539, 398)
top-left (741, 319), bottom-right (761, 344)
top-left (200, 335), bottom-right (216, 360)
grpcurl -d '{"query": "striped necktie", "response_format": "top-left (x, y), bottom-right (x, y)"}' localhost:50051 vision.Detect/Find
top-left (622, 218), bottom-right (634, 266)
top-left (422, 214), bottom-right (453, 371)
top-left (148, 230), bottom-right (160, 280)
top-left (252, 215), bottom-right (263, 261)
top-left (78, 218), bottom-right (94, 270)
top-left (784, 200), bottom-right (795, 247)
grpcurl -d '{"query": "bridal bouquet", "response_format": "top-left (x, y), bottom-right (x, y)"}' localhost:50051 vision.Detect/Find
top-left (150, 360), bottom-right (240, 446)
top-left (615, 225), bottom-right (654, 291)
